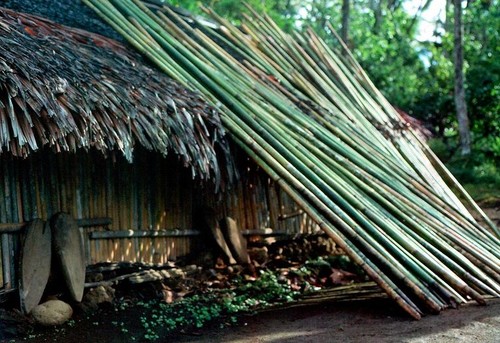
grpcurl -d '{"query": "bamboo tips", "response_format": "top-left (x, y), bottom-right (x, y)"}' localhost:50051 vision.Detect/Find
top-left (84, 0), bottom-right (500, 319)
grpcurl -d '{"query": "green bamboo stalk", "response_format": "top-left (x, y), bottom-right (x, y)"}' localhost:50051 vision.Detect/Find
top-left (150, 2), bottom-right (498, 296)
top-left (325, 22), bottom-right (484, 219)
top-left (228, 135), bottom-right (424, 318)
top-left (227, 18), bottom-right (496, 245)
top-left (276, 120), bottom-right (500, 288)
top-left (146, 0), bottom-right (498, 266)
top-left (239, 97), bottom-right (495, 300)
top-left (247, 14), bottom-right (476, 220)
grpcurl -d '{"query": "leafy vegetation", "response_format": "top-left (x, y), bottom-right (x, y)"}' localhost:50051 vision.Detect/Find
top-left (136, 270), bottom-right (298, 341)
top-left (430, 138), bottom-right (500, 202)
top-left (165, 0), bottom-right (499, 173)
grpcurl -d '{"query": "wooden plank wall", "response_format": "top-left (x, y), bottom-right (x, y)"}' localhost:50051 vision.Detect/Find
top-left (0, 149), bottom-right (319, 266)
top-left (218, 169), bottom-right (319, 235)
top-left (0, 154), bottom-right (20, 289)
top-left (0, 244), bottom-right (3, 286)
top-left (216, 154), bottom-right (320, 236)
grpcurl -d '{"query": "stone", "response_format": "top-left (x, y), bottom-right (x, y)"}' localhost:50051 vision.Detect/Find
top-left (168, 268), bottom-right (185, 279)
top-left (160, 270), bottom-right (171, 278)
top-left (129, 270), bottom-right (163, 284)
top-left (81, 285), bottom-right (115, 312)
top-left (248, 247), bottom-right (269, 265)
top-left (182, 264), bottom-right (199, 275)
top-left (31, 300), bottom-right (73, 326)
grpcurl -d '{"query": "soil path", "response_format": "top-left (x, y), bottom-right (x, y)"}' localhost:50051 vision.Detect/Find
top-left (174, 298), bottom-right (500, 343)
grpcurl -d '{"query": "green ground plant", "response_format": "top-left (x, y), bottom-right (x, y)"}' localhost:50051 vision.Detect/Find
top-left (136, 270), bottom-right (299, 341)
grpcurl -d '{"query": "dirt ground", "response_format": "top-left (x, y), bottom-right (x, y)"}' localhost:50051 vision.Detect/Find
top-left (5, 297), bottom-right (497, 343)
top-left (170, 298), bottom-right (500, 343)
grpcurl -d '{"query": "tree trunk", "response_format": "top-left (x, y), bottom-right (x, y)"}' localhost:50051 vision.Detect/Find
top-left (373, 0), bottom-right (383, 34)
top-left (341, 0), bottom-right (350, 45)
top-left (445, 0), bottom-right (452, 31)
top-left (453, 0), bottom-right (471, 155)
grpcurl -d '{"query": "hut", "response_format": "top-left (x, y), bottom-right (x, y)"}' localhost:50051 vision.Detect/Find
top-left (0, 4), bottom-right (316, 300)
top-left (1, 0), bottom-right (498, 320)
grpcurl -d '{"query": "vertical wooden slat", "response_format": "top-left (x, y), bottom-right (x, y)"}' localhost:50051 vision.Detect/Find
top-left (184, 171), bottom-right (193, 230)
top-left (131, 161), bottom-right (138, 231)
top-left (0, 160), bottom-right (12, 223)
top-left (89, 155), bottom-right (96, 223)
top-left (50, 153), bottom-right (60, 216)
top-left (33, 156), bottom-right (43, 220)
top-left (157, 157), bottom-right (165, 231)
top-left (131, 159), bottom-right (141, 253)
top-left (254, 176), bottom-right (263, 230)
top-left (27, 158), bottom-right (37, 219)
top-left (0, 158), bottom-right (7, 222)
top-left (1, 236), bottom-right (10, 289)
top-left (13, 160), bottom-right (23, 223)
top-left (99, 155), bottom-right (105, 219)
top-left (165, 166), bottom-right (172, 230)
top-left (148, 156), bottom-right (154, 230)
top-left (0, 158), bottom-right (7, 287)
top-left (237, 181), bottom-right (247, 231)
top-left (70, 154), bottom-right (78, 218)
top-left (88, 232), bottom-right (95, 265)
top-left (138, 237), bottom-right (144, 262)
top-left (35, 154), bottom-right (45, 219)
top-left (58, 154), bottom-right (67, 214)
top-left (133, 157), bottom-right (139, 230)
top-left (105, 156), bottom-right (112, 230)
top-left (138, 154), bottom-right (145, 230)
top-left (251, 175), bottom-right (260, 230)
top-left (0, 241), bottom-right (3, 286)
top-left (253, 175), bottom-right (261, 230)
top-left (7, 158), bottom-right (19, 286)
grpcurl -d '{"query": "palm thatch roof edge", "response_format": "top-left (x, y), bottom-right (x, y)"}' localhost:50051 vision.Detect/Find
top-left (0, 7), bottom-right (232, 183)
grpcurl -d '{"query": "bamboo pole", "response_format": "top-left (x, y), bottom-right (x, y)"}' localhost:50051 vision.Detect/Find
top-left (83, 0), bottom-right (500, 318)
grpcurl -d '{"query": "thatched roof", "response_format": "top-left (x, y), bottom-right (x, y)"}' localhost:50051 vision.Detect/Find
top-left (2, 0), bottom-right (127, 45)
top-left (0, 7), bottom-right (229, 181)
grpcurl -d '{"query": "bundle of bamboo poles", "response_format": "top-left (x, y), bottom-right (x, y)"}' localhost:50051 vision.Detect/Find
top-left (84, 0), bottom-right (500, 319)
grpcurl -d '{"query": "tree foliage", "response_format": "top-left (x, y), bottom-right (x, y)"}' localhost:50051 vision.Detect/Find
top-left (166, 0), bottom-right (298, 29)
top-left (165, 0), bottom-right (499, 158)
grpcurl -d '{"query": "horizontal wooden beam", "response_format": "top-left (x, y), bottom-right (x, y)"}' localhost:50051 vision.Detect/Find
top-left (278, 210), bottom-right (304, 220)
top-left (242, 229), bottom-right (290, 237)
top-left (0, 223), bottom-right (25, 234)
top-left (2, 222), bottom-right (292, 238)
top-left (77, 217), bottom-right (112, 228)
top-left (89, 229), bottom-right (292, 240)
top-left (89, 230), bottom-right (202, 239)
top-left (0, 217), bottom-right (112, 234)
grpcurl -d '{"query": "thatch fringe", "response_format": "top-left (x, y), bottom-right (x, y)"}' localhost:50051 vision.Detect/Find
top-left (0, 7), bottom-right (231, 183)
